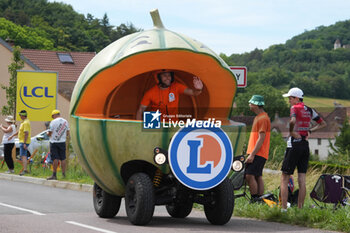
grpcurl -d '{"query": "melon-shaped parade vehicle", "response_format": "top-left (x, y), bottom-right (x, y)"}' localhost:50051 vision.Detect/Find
top-left (69, 9), bottom-right (246, 225)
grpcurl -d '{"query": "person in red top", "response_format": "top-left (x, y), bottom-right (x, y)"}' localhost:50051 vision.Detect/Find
top-left (280, 88), bottom-right (326, 211)
top-left (245, 95), bottom-right (271, 202)
top-left (136, 70), bottom-right (203, 120)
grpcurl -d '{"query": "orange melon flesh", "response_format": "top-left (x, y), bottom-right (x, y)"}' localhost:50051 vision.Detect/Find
top-left (73, 50), bottom-right (236, 120)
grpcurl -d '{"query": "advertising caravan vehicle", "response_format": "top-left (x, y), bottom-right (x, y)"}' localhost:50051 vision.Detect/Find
top-left (69, 9), bottom-right (246, 225)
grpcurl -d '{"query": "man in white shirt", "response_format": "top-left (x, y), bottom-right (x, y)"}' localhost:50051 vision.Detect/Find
top-left (47, 109), bottom-right (70, 180)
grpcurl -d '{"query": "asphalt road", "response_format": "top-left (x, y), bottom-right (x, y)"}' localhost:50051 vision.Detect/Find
top-left (0, 179), bottom-right (336, 233)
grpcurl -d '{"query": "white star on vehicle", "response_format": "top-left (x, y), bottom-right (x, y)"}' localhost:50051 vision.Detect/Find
top-left (151, 110), bottom-right (162, 122)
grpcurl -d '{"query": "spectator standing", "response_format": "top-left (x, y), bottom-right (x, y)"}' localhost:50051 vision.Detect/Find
top-left (280, 88), bottom-right (326, 211)
top-left (9, 110), bottom-right (31, 176)
top-left (245, 95), bottom-right (271, 202)
top-left (1, 116), bottom-right (16, 173)
top-left (47, 110), bottom-right (70, 180)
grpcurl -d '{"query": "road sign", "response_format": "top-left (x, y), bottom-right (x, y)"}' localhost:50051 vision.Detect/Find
top-left (230, 66), bottom-right (247, 88)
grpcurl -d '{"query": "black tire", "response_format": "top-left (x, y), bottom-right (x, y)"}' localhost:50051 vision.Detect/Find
top-left (93, 183), bottom-right (121, 218)
top-left (166, 201), bottom-right (193, 218)
top-left (204, 178), bottom-right (234, 225)
top-left (125, 173), bottom-right (155, 225)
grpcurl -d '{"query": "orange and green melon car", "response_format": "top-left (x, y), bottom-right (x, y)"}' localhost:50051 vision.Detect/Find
top-left (69, 9), bottom-right (246, 226)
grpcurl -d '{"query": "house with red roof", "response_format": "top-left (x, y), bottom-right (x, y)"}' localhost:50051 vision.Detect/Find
top-left (0, 37), bottom-right (95, 135)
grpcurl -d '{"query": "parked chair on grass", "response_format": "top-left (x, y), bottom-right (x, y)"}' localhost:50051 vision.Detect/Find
top-left (310, 174), bottom-right (350, 209)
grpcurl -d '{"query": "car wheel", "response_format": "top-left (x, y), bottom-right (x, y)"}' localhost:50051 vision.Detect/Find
top-left (93, 183), bottom-right (121, 218)
top-left (204, 178), bottom-right (234, 225)
top-left (125, 173), bottom-right (155, 225)
top-left (166, 200), bottom-right (193, 218)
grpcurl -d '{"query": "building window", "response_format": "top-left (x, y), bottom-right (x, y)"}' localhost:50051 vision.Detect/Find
top-left (315, 149), bottom-right (319, 155)
top-left (317, 138), bottom-right (322, 145)
top-left (57, 53), bottom-right (74, 64)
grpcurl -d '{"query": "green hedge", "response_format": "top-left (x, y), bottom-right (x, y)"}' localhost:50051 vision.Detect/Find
top-left (309, 161), bottom-right (350, 174)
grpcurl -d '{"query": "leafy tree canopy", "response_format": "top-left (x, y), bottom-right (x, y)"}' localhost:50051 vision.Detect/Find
top-left (0, 0), bottom-right (141, 52)
top-left (233, 83), bottom-right (289, 121)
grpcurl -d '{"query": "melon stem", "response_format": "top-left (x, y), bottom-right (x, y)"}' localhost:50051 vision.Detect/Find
top-left (150, 9), bottom-right (165, 29)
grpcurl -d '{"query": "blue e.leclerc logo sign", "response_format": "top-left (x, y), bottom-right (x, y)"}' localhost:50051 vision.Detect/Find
top-left (168, 126), bottom-right (233, 190)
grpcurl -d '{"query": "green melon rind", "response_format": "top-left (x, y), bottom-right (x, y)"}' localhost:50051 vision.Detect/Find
top-left (72, 116), bottom-right (125, 195)
top-left (70, 115), bottom-right (245, 195)
top-left (70, 28), bottom-right (236, 116)
top-left (71, 116), bottom-right (115, 194)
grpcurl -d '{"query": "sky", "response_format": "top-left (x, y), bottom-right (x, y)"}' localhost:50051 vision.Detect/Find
top-left (50, 0), bottom-right (350, 55)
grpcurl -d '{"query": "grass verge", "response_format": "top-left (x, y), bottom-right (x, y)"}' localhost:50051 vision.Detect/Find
top-left (233, 168), bottom-right (350, 233)
top-left (0, 155), bottom-right (93, 184)
top-left (1, 155), bottom-right (349, 232)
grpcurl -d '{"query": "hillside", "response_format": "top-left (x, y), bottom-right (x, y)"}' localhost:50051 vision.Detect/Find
top-left (0, 0), bottom-right (140, 52)
top-left (285, 20), bottom-right (350, 50)
top-left (222, 20), bottom-right (350, 100)
top-left (1, 0), bottom-right (350, 100)
top-left (303, 96), bottom-right (350, 108)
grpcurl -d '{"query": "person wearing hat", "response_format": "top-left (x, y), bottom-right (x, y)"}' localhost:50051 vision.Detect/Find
top-left (245, 95), bottom-right (271, 202)
top-left (8, 110), bottom-right (31, 176)
top-left (136, 70), bottom-right (203, 121)
top-left (280, 87), bottom-right (326, 211)
top-left (1, 116), bottom-right (17, 173)
top-left (47, 109), bottom-right (70, 180)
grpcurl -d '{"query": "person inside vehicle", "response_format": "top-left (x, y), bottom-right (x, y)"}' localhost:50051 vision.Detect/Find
top-left (136, 69), bottom-right (203, 120)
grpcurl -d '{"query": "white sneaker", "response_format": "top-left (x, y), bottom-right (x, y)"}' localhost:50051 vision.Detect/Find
top-left (5, 170), bottom-right (11, 174)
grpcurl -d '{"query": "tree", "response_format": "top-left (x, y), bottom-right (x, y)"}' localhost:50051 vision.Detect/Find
top-left (110, 23), bottom-right (141, 42)
top-left (330, 117), bottom-right (350, 155)
top-left (328, 117), bottom-right (350, 165)
top-left (1, 46), bottom-right (24, 120)
top-left (268, 132), bottom-right (287, 164)
top-left (232, 84), bottom-right (289, 121)
top-left (101, 13), bottom-right (113, 36)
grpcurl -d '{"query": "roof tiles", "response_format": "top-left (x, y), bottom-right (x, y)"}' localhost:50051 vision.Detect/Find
top-left (21, 49), bottom-right (95, 82)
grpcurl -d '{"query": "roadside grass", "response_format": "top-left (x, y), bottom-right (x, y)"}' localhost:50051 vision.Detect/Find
top-left (233, 168), bottom-right (350, 233)
top-left (234, 199), bottom-right (350, 232)
top-left (0, 154), bottom-right (93, 184)
top-left (1, 155), bottom-right (349, 232)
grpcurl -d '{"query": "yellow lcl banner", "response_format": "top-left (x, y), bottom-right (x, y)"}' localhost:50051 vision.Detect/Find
top-left (16, 71), bottom-right (57, 121)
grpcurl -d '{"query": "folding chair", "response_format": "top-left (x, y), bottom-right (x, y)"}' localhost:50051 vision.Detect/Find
top-left (229, 155), bottom-right (250, 200)
top-left (342, 175), bottom-right (350, 206)
top-left (310, 174), bottom-right (349, 208)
